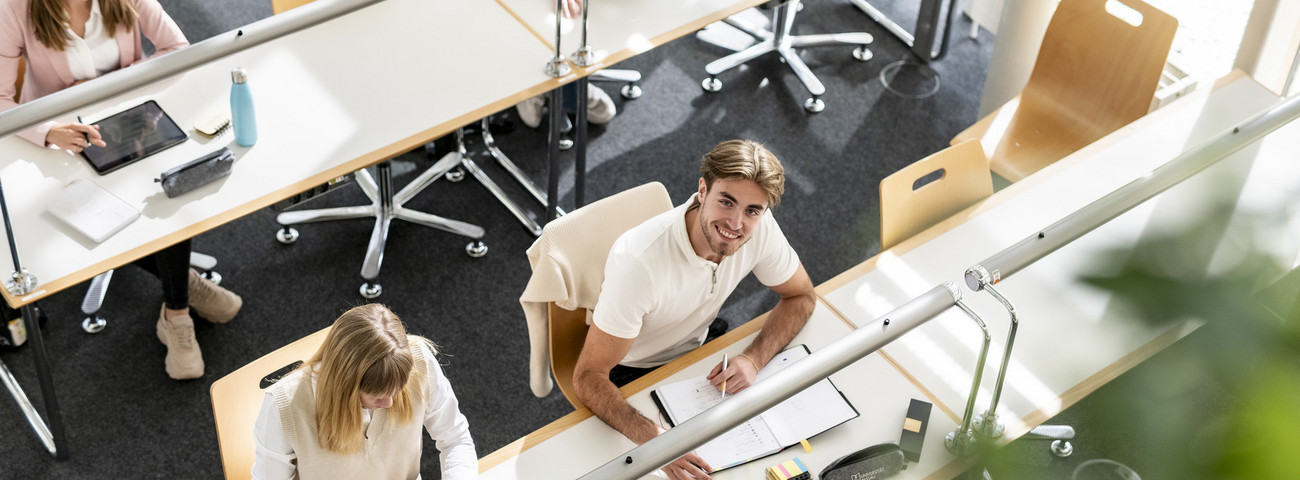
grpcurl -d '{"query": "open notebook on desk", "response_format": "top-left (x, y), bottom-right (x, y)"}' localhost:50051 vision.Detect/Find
top-left (650, 345), bottom-right (859, 470)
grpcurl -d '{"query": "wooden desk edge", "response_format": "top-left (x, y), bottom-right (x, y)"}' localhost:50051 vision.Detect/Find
top-left (478, 310), bottom-right (771, 473)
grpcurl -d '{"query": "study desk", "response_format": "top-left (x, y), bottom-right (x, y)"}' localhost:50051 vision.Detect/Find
top-left (479, 299), bottom-right (964, 479)
top-left (476, 73), bottom-right (1296, 479)
top-left (0, 0), bottom-right (563, 309)
top-left (0, 0), bottom-right (569, 456)
top-left (817, 72), bottom-right (1293, 471)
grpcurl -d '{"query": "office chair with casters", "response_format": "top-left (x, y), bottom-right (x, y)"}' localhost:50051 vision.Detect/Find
top-left (274, 146), bottom-right (488, 300)
top-left (474, 117), bottom-right (562, 236)
top-left (700, 0), bottom-right (874, 113)
top-left (79, 252), bottom-right (222, 333)
top-left (210, 327), bottom-right (330, 480)
top-left (519, 182), bottom-right (673, 407)
top-left (950, 0), bottom-right (1177, 182)
top-left (591, 69), bottom-right (642, 100)
top-left (268, 0), bottom-right (486, 300)
top-left (879, 140), bottom-right (992, 251)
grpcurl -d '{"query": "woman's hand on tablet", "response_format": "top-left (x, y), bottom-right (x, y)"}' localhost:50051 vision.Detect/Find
top-left (47, 123), bottom-right (105, 153)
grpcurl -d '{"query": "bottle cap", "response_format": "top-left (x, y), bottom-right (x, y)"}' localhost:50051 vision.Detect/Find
top-left (231, 68), bottom-right (248, 84)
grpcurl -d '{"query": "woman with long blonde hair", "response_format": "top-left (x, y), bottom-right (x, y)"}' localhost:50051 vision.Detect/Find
top-left (1, 0), bottom-right (240, 380)
top-left (253, 304), bottom-right (478, 479)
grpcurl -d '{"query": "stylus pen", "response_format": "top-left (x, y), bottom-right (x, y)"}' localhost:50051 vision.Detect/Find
top-left (76, 115), bottom-right (91, 146)
top-left (720, 354), bottom-right (728, 398)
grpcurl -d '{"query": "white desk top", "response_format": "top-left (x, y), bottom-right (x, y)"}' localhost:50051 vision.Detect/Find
top-left (479, 299), bottom-right (964, 479)
top-left (495, 0), bottom-right (763, 71)
top-left (818, 74), bottom-right (1290, 442)
top-left (0, 0), bottom-right (559, 307)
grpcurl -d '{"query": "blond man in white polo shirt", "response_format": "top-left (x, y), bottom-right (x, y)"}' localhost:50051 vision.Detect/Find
top-left (574, 139), bottom-right (816, 480)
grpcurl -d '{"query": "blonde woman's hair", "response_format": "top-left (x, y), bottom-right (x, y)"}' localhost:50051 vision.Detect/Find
top-left (30, 0), bottom-right (138, 51)
top-left (305, 304), bottom-right (430, 454)
top-left (699, 139), bottom-right (786, 209)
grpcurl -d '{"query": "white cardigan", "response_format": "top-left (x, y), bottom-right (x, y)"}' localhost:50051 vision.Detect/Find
top-left (518, 182), bottom-right (673, 397)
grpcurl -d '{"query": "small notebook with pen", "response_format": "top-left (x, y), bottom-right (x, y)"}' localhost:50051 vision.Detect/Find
top-left (649, 345), bottom-right (859, 470)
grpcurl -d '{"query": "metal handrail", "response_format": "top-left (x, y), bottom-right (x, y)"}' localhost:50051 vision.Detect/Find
top-left (0, 0), bottom-right (385, 139)
top-left (965, 92), bottom-right (1300, 293)
top-left (580, 283), bottom-right (963, 479)
top-left (960, 91), bottom-right (1300, 440)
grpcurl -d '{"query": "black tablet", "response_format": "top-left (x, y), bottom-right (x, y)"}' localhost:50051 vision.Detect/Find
top-left (80, 100), bottom-right (188, 175)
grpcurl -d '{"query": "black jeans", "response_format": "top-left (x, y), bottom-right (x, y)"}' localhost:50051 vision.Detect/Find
top-left (131, 239), bottom-right (191, 310)
top-left (609, 317), bottom-right (729, 387)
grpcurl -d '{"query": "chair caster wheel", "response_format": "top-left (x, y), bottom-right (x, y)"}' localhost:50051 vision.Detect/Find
top-left (445, 167), bottom-right (466, 182)
top-left (82, 315), bottom-right (107, 334)
top-left (201, 271), bottom-right (223, 286)
top-left (359, 283), bottom-right (382, 299)
top-left (1051, 440), bottom-right (1073, 458)
top-left (804, 97), bottom-right (825, 113)
top-left (702, 77), bottom-right (722, 92)
top-left (466, 241), bottom-right (488, 258)
top-left (276, 227), bottom-right (299, 245)
top-left (853, 47), bottom-right (873, 62)
top-left (621, 84), bottom-right (642, 99)
top-left (559, 138), bottom-right (574, 151)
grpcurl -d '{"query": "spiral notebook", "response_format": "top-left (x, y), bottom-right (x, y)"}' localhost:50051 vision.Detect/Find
top-left (650, 345), bottom-right (859, 470)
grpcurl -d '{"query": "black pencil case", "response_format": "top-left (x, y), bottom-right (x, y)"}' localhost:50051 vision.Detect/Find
top-left (156, 147), bottom-right (235, 198)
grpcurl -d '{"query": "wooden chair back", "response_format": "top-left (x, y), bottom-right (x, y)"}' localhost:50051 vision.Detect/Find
top-left (548, 303), bottom-right (589, 409)
top-left (13, 57), bottom-right (25, 102)
top-left (952, 0), bottom-right (1177, 182)
top-left (271, 0), bottom-right (315, 15)
top-left (534, 182), bottom-right (672, 409)
top-left (210, 327), bottom-right (331, 480)
top-left (879, 140), bottom-right (993, 250)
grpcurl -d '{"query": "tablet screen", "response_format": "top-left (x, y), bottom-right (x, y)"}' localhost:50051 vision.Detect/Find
top-left (80, 100), bottom-right (188, 175)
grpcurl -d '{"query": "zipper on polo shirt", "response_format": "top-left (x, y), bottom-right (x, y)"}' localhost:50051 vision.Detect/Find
top-left (710, 263), bottom-right (718, 294)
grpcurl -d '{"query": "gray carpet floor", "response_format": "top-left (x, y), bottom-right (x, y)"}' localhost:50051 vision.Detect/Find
top-left (0, 2), bottom-right (1200, 479)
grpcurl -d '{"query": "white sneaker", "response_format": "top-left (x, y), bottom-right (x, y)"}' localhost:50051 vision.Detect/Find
top-left (156, 306), bottom-right (204, 380)
top-left (587, 86), bottom-right (617, 125)
top-left (516, 95), bottom-right (545, 128)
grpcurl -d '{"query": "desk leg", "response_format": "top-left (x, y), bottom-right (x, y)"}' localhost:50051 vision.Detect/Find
top-left (545, 87), bottom-right (564, 224)
top-left (574, 78), bottom-right (589, 208)
top-left (0, 304), bottom-right (68, 458)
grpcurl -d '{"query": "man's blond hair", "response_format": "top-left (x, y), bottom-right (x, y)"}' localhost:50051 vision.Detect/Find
top-left (699, 139), bottom-right (786, 209)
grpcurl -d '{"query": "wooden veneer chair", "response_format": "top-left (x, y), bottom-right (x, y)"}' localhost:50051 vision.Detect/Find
top-left (210, 327), bottom-right (330, 480)
top-left (879, 140), bottom-right (992, 250)
top-left (950, 0), bottom-right (1177, 182)
top-left (520, 182), bottom-right (673, 409)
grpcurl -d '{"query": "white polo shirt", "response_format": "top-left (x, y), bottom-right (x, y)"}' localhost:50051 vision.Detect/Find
top-left (593, 193), bottom-right (800, 368)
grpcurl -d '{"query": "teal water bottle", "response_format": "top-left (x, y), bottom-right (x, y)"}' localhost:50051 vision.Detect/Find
top-left (230, 67), bottom-right (258, 147)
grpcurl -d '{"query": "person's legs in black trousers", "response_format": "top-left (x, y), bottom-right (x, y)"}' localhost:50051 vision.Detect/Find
top-left (608, 318), bottom-right (729, 387)
top-left (134, 239), bottom-right (242, 380)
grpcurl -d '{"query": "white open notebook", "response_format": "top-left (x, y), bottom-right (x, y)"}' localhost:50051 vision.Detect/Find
top-left (650, 345), bottom-right (858, 470)
top-left (45, 179), bottom-right (140, 243)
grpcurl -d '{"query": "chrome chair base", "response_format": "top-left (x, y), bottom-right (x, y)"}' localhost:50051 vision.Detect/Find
top-left (276, 150), bottom-right (487, 298)
top-left (701, 0), bottom-right (873, 113)
top-left (478, 118), bottom-right (568, 236)
top-left (78, 252), bottom-right (220, 334)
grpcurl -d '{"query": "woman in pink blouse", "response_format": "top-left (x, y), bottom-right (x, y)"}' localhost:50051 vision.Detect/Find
top-left (1, 0), bottom-right (242, 380)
